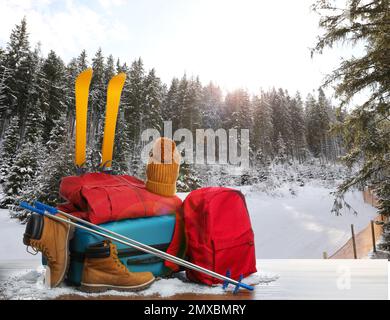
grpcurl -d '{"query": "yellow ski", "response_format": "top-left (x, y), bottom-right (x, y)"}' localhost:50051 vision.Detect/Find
top-left (75, 68), bottom-right (93, 169)
top-left (100, 73), bottom-right (126, 170)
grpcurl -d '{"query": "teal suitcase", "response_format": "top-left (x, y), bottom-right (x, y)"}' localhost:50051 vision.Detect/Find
top-left (66, 215), bottom-right (176, 286)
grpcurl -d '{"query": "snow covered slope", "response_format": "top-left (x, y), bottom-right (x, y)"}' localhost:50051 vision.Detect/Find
top-left (244, 183), bottom-right (377, 258)
top-left (179, 182), bottom-right (378, 259)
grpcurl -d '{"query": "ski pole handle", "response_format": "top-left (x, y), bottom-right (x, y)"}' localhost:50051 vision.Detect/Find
top-left (20, 202), bottom-right (45, 215)
top-left (34, 201), bottom-right (58, 214)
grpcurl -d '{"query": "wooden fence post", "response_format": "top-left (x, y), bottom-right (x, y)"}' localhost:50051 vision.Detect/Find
top-left (351, 224), bottom-right (357, 259)
top-left (371, 220), bottom-right (376, 253)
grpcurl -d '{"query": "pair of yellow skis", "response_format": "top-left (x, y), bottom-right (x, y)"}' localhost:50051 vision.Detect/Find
top-left (75, 69), bottom-right (126, 172)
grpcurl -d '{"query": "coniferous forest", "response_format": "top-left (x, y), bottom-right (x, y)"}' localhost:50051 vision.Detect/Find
top-left (0, 18), bottom-right (345, 210)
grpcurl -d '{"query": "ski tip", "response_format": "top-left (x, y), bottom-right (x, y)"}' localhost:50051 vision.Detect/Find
top-left (117, 72), bottom-right (126, 80)
top-left (109, 72), bottom-right (126, 85)
top-left (76, 68), bottom-right (93, 82)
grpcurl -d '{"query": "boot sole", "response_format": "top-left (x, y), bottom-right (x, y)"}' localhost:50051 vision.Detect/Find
top-left (52, 222), bottom-right (75, 288)
top-left (79, 277), bottom-right (156, 293)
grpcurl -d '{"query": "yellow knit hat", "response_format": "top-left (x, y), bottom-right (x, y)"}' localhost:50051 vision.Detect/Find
top-left (146, 137), bottom-right (181, 197)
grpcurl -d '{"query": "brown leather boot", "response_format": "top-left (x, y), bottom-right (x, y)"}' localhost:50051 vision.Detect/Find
top-left (80, 241), bottom-right (155, 292)
top-left (23, 213), bottom-right (74, 288)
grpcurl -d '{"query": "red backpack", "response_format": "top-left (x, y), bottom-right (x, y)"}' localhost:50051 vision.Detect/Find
top-left (182, 187), bottom-right (256, 285)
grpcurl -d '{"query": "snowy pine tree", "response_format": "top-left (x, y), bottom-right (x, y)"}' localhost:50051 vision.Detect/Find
top-left (251, 92), bottom-right (273, 162)
top-left (0, 58), bottom-right (11, 136)
top-left (200, 82), bottom-right (223, 129)
top-left (305, 93), bottom-right (321, 157)
top-left (270, 89), bottom-right (292, 159)
top-left (142, 68), bottom-right (163, 132)
top-left (224, 89), bottom-right (252, 130)
top-left (312, 0), bottom-right (390, 220)
top-left (274, 132), bottom-right (288, 165)
top-left (32, 115), bottom-right (74, 205)
top-left (2, 18), bottom-right (31, 122)
top-left (1, 99), bottom-right (44, 207)
top-left (162, 78), bottom-right (180, 125)
top-left (288, 92), bottom-right (307, 163)
top-left (127, 58), bottom-right (146, 143)
top-left (113, 113), bottom-right (131, 174)
top-left (182, 77), bottom-right (202, 134)
top-left (176, 74), bottom-right (189, 130)
top-left (88, 48), bottom-right (106, 167)
top-left (113, 59), bottom-right (132, 173)
top-left (0, 115), bottom-right (19, 184)
top-left (40, 50), bottom-right (67, 143)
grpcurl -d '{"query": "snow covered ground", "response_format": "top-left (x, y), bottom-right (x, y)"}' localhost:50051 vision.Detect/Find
top-left (1, 259), bottom-right (386, 300)
top-left (0, 262), bottom-right (277, 300)
top-left (244, 182), bottom-right (378, 259)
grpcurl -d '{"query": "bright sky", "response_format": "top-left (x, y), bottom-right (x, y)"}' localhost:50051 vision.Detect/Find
top-left (0, 0), bottom-right (357, 98)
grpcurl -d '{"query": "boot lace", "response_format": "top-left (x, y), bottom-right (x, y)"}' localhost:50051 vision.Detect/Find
top-left (112, 246), bottom-right (128, 273)
top-left (26, 246), bottom-right (39, 255)
top-left (29, 241), bottom-right (55, 263)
